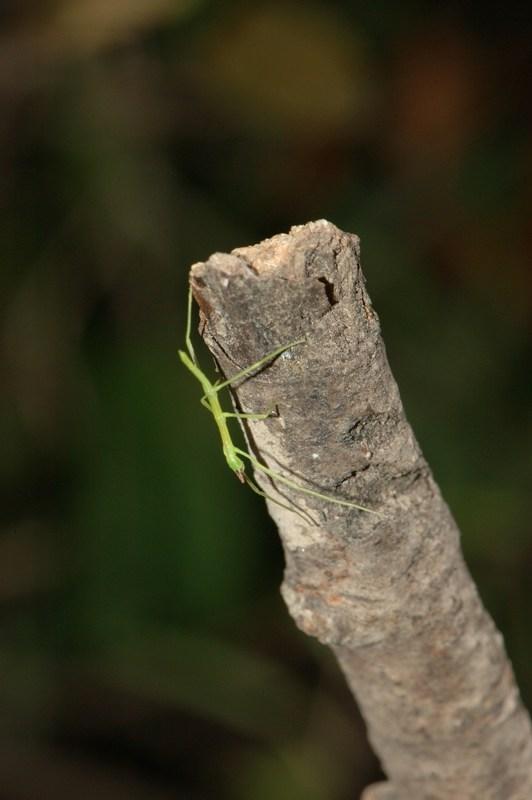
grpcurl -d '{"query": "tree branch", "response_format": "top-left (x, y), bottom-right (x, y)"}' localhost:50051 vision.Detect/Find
top-left (189, 220), bottom-right (532, 800)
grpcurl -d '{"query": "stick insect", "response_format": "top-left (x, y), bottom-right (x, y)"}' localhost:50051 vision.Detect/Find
top-left (178, 286), bottom-right (381, 521)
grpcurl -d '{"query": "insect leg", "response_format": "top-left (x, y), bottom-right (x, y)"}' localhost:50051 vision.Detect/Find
top-left (235, 448), bottom-right (383, 516)
top-left (199, 396), bottom-right (215, 414)
top-left (185, 287), bottom-right (197, 364)
top-left (212, 339), bottom-right (305, 394)
top-left (222, 406), bottom-right (276, 421)
top-left (243, 474), bottom-right (316, 526)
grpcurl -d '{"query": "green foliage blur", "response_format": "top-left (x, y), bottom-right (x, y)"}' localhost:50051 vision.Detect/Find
top-left (1, 2), bottom-right (531, 797)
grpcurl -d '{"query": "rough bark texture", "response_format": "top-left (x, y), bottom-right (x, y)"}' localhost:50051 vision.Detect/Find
top-left (189, 220), bottom-right (532, 799)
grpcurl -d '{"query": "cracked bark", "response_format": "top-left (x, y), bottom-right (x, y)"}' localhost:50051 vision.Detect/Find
top-left (188, 220), bottom-right (532, 800)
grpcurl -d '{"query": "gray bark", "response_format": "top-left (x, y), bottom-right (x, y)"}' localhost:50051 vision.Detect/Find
top-left (189, 220), bottom-right (532, 799)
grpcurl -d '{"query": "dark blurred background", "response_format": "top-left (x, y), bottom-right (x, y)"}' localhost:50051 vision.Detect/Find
top-left (1, 1), bottom-right (531, 798)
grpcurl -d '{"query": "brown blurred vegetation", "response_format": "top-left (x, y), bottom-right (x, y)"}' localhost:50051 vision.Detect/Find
top-left (1, 2), bottom-right (531, 798)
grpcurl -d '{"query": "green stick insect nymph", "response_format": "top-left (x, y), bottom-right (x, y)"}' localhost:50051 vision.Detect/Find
top-left (178, 286), bottom-right (381, 522)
